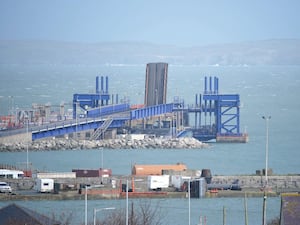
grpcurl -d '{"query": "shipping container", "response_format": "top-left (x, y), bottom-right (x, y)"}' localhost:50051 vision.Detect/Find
top-left (132, 163), bottom-right (187, 176)
top-left (190, 178), bottom-right (207, 198)
top-left (72, 168), bottom-right (112, 178)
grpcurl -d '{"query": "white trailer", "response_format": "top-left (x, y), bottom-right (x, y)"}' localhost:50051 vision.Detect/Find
top-left (148, 175), bottom-right (169, 190)
top-left (0, 169), bottom-right (24, 179)
top-left (34, 178), bottom-right (54, 193)
top-left (171, 175), bottom-right (191, 190)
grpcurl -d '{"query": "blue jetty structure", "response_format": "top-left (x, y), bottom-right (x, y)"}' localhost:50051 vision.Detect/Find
top-left (178, 76), bottom-right (248, 142)
top-left (31, 74), bottom-right (248, 143)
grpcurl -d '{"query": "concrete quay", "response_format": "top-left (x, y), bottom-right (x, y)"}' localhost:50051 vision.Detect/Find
top-left (0, 174), bottom-right (299, 201)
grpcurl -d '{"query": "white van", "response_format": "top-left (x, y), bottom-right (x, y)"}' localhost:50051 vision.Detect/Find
top-left (0, 182), bottom-right (12, 193)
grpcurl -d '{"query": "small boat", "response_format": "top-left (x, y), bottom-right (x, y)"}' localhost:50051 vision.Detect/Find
top-left (210, 189), bottom-right (218, 194)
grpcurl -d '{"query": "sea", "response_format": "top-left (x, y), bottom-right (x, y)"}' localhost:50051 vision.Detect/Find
top-left (0, 64), bottom-right (299, 224)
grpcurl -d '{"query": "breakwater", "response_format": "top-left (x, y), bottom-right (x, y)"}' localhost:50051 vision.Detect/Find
top-left (0, 136), bottom-right (208, 152)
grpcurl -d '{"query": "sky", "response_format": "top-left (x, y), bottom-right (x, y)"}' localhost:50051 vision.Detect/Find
top-left (0, 0), bottom-right (299, 47)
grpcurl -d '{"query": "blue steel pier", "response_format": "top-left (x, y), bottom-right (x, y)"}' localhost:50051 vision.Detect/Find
top-left (31, 75), bottom-right (248, 143)
top-left (178, 76), bottom-right (248, 142)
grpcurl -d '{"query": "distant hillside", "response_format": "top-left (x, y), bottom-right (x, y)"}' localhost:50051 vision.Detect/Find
top-left (0, 39), bottom-right (299, 65)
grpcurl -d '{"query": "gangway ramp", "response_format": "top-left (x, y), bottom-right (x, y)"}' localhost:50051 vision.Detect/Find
top-left (31, 116), bottom-right (128, 141)
top-left (130, 103), bottom-right (174, 120)
top-left (89, 117), bottom-right (113, 140)
top-left (31, 103), bottom-right (175, 141)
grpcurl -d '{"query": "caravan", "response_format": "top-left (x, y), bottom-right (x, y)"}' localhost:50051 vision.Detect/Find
top-left (34, 178), bottom-right (54, 193)
top-left (0, 169), bottom-right (24, 179)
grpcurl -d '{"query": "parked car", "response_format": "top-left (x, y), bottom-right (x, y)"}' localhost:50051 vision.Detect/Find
top-left (0, 182), bottom-right (12, 193)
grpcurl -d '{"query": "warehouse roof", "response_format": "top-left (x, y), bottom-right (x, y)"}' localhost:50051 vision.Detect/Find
top-left (0, 203), bottom-right (60, 225)
top-left (280, 193), bottom-right (300, 225)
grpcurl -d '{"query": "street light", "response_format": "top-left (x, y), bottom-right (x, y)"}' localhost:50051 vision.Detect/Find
top-left (125, 178), bottom-right (144, 225)
top-left (262, 116), bottom-right (271, 187)
top-left (84, 184), bottom-right (104, 225)
top-left (93, 207), bottom-right (115, 225)
top-left (25, 114), bottom-right (29, 171)
top-left (262, 115), bottom-right (271, 225)
top-left (126, 179), bottom-right (129, 225)
top-left (188, 179), bottom-right (191, 225)
top-left (100, 148), bottom-right (104, 184)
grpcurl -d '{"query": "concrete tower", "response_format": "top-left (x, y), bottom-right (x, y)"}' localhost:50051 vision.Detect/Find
top-left (144, 62), bottom-right (168, 106)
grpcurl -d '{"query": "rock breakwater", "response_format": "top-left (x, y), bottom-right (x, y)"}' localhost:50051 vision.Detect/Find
top-left (0, 137), bottom-right (209, 152)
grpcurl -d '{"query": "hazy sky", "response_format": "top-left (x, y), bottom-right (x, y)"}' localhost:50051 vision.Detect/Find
top-left (0, 0), bottom-right (299, 46)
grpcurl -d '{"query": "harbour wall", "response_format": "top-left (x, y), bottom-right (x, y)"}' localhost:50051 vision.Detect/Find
top-left (212, 175), bottom-right (300, 190)
top-left (0, 136), bottom-right (209, 151)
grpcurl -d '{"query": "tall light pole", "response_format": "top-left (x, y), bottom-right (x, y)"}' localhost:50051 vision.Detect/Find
top-left (262, 115), bottom-right (271, 225)
top-left (100, 148), bottom-right (104, 184)
top-left (25, 114), bottom-right (29, 171)
top-left (126, 179), bottom-right (129, 225)
top-left (124, 178), bottom-right (143, 225)
top-left (188, 179), bottom-right (191, 225)
top-left (262, 116), bottom-right (271, 187)
top-left (85, 185), bottom-right (88, 225)
top-left (93, 207), bottom-right (115, 225)
top-left (84, 184), bottom-right (104, 225)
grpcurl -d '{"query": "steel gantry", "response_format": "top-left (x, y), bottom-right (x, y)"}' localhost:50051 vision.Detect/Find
top-left (73, 76), bottom-right (111, 119)
top-left (178, 76), bottom-right (246, 142)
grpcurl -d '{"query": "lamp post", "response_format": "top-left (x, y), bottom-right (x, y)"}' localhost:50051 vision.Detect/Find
top-left (126, 179), bottom-right (129, 225)
top-left (93, 207), bottom-right (115, 225)
top-left (25, 114), bottom-right (29, 171)
top-left (262, 116), bottom-right (271, 188)
top-left (124, 178), bottom-right (143, 225)
top-left (100, 148), bottom-right (103, 184)
top-left (262, 115), bottom-right (271, 225)
top-left (26, 116), bottom-right (29, 171)
top-left (85, 185), bottom-right (88, 225)
top-left (84, 184), bottom-right (104, 225)
top-left (188, 179), bottom-right (191, 225)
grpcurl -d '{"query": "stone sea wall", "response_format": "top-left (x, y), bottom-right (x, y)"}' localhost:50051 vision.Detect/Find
top-left (0, 137), bottom-right (209, 152)
top-left (212, 175), bottom-right (300, 189)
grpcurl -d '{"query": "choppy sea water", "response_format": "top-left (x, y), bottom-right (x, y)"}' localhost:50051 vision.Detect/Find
top-left (0, 64), bottom-right (299, 224)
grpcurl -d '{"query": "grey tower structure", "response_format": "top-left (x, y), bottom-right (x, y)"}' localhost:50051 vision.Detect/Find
top-left (144, 62), bottom-right (168, 106)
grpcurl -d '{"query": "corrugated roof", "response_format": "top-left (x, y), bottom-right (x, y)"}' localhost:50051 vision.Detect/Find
top-left (0, 203), bottom-right (60, 225)
top-left (132, 163), bottom-right (187, 175)
top-left (280, 193), bottom-right (300, 225)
